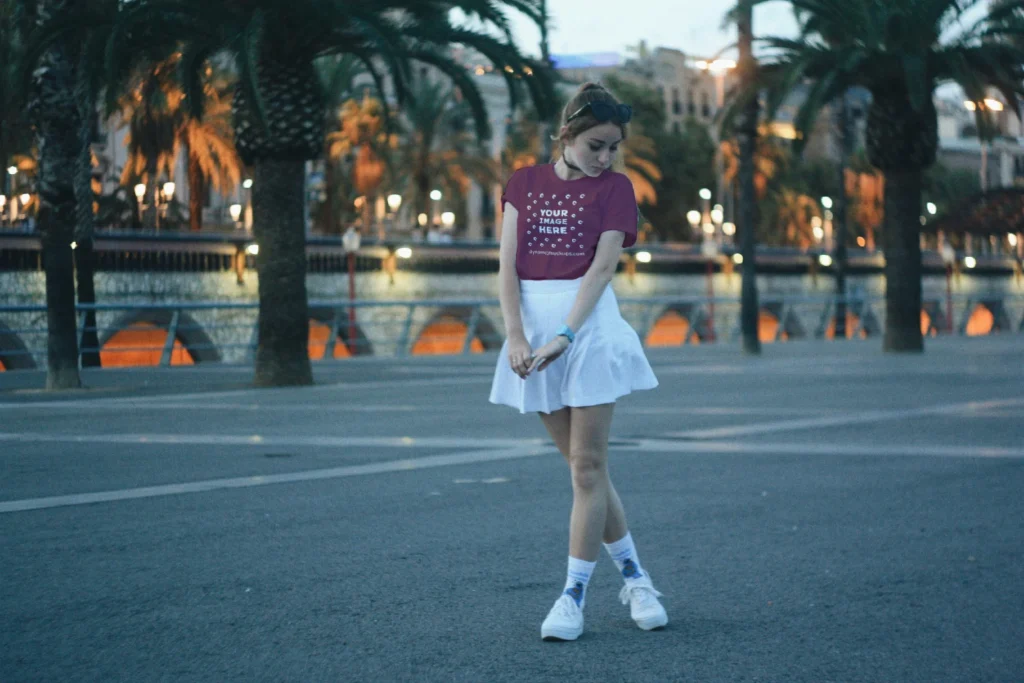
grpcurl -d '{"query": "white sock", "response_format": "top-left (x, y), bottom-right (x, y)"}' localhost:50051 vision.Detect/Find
top-left (563, 556), bottom-right (597, 607)
top-left (604, 531), bottom-right (647, 583)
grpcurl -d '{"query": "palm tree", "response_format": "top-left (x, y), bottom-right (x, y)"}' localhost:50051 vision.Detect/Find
top-left (734, 0), bottom-right (762, 354)
top-left (42, 0), bottom-right (556, 386)
top-left (396, 79), bottom-right (500, 232)
top-left (0, 4), bottom-right (35, 198)
top-left (22, 0), bottom-right (83, 388)
top-left (317, 55), bottom-right (376, 234)
top-left (117, 57), bottom-right (241, 231)
top-left (732, 0), bottom-right (1024, 352)
top-left (325, 92), bottom-right (395, 234)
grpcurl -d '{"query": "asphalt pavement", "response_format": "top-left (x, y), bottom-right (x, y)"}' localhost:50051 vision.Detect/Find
top-left (2, 336), bottom-right (1023, 682)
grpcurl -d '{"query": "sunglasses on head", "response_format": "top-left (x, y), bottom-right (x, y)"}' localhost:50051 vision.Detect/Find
top-left (565, 100), bottom-right (633, 125)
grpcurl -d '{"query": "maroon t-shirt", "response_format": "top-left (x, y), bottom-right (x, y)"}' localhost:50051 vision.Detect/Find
top-left (501, 164), bottom-right (638, 280)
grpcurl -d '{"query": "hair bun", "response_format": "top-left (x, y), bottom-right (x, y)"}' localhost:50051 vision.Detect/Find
top-left (578, 82), bottom-right (606, 93)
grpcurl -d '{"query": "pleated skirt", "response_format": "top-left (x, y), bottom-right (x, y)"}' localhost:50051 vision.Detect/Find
top-left (489, 277), bottom-right (659, 414)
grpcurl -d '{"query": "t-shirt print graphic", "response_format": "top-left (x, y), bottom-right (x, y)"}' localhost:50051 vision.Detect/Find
top-left (524, 190), bottom-right (589, 258)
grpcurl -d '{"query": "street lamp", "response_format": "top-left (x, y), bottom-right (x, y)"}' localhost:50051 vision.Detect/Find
top-left (812, 216), bottom-right (824, 244)
top-left (940, 240), bottom-right (956, 334)
top-left (635, 251), bottom-right (652, 264)
top-left (926, 202), bottom-right (937, 216)
top-left (387, 194), bottom-right (402, 212)
top-left (342, 226), bottom-right (362, 354)
top-left (441, 211), bottom-right (455, 231)
top-left (686, 210), bottom-right (702, 238)
top-left (229, 203), bottom-right (243, 228)
top-left (701, 236), bottom-right (720, 342)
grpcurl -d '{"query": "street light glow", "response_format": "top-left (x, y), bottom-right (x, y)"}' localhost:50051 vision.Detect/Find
top-left (699, 188), bottom-right (712, 200)
top-left (686, 210), bottom-right (702, 227)
top-left (229, 203), bottom-right (242, 221)
top-left (732, 253), bottom-right (743, 264)
top-left (710, 208), bottom-right (724, 224)
top-left (387, 194), bottom-right (402, 212)
top-left (702, 223), bottom-right (715, 235)
top-left (964, 256), bottom-right (977, 269)
top-left (6, 166), bottom-right (16, 175)
top-left (417, 213), bottom-right (428, 227)
top-left (821, 196), bottom-right (833, 209)
top-left (635, 251), bottom-right (652, 263)
top-left (985, 98), bottom-right (1004, 111)
top-left (162, 182), bottom-right (175, 200)
top-left (134, 183), bottom-right (146, 200)
top-left (926, 202), bottom-right (937, 215)
top-left (242, 178), bottom-right (253, 189)
top-left (441, 211), bottom-right (455, 228)
top-left (1009, 233), bottom-right (1019, 247)
top-left (245, 244), bottom-right (259, 255)
top-left (819, 254), bottom-right (833, 267)
top-left (396, 246), bottom-right (413, 259)
top-left (19, 193), bottom-right (29, 206)
top-left (429, 189), bottom-right (442, 201)
top-left (722, 222), bottom-right (736, 236)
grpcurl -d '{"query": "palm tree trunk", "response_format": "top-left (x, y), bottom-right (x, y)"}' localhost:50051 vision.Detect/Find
top-left (251, 159), bottom-right (313, 386)
top-left (882, 169), bottom-right (924, 352)
top-left (736, 0), bottom-right (761, 355)
top-left (74, 48), bottom-right (100, 367)
top-left (31, 3), bottom-right (81, 389)
top-left (187, 143), bottom-right (204, 231)
top-left (833, 95), bottom-right (850, 340)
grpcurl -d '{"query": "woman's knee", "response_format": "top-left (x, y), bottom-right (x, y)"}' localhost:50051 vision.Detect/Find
top-left (568, 450), bottom-right (608, 492)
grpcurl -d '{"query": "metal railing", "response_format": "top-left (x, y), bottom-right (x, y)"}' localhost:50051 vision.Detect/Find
top-left (1, 293), bottom-right (1022, 371)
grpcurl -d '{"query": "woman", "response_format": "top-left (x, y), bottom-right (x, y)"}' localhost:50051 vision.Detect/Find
top-left (489, 82), bottom-right (666, 641)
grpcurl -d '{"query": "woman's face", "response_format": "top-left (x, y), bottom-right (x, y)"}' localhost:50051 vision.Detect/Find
top-left (562, 122), bottom-right (623, 177)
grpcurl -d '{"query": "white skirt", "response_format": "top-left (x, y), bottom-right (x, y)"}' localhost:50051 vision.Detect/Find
top-left (489, 277), bottom-right (659, 414)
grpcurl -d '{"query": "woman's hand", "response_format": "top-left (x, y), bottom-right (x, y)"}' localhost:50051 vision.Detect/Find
top-left (527, 335), bottom-right (570, 374)
top-left (507, 334), bottom-right (534, 379)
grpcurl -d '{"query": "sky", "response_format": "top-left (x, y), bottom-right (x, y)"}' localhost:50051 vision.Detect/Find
top-left (505, 1), bottom-right (802, 60)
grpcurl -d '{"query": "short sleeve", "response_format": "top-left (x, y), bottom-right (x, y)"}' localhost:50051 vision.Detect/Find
top-left (501, 168), bottom-right (527, 212)
top-left (600, 174), bottom-right (639, 248)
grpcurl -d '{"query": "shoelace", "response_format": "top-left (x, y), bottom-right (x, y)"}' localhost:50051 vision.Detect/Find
top-left (619, 583), bottom-right (664, 608)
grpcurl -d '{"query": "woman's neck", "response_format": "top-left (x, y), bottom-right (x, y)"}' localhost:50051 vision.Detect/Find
top-left (554, 152), bottom-right (588, 182)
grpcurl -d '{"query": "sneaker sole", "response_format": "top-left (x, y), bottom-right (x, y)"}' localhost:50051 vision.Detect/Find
top-left (541, 626), bottom-right (583, 641)
top-left (635, 613), bottom-right (668, 631)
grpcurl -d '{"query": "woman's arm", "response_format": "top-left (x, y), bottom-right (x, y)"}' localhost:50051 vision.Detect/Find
top-left (527, 231), bottom-right (625, 373)
top-left (563, 230), bottom-right (625, 332)
top-left (498, 202), bottom-right (533, 378)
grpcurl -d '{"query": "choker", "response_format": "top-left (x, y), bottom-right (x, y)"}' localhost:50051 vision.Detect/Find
top-left (561, 157), bottom-right (583, 173)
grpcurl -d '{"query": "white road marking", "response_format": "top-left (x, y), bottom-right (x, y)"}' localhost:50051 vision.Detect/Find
top-left (0, 432), bottom-right (547, 449)
top-left (0, 376), bottom-right (492, 410)
top-left (0, 446), bottom-right (556, 514)
top-left (629, 439), bottom-right (1024, 459)
top-left (3, 434), bottom-right (1022, 515)
top-left (664, 397), bottom-right (1024, 439)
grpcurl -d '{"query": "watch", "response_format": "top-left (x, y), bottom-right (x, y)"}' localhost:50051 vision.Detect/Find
top-left (556, 324), bottom-right (576, 344)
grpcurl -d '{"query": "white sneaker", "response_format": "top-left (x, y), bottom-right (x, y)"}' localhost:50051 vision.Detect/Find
top-left (541, 594), bottom-right (584, 641)
top-left (619, 579), bottom-right (668, 631)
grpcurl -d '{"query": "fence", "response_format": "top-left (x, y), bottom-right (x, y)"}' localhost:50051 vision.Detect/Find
top-left (1, 293), bottom-right (1022, 371)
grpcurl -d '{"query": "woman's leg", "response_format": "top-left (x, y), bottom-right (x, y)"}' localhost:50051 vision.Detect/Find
top-left (539, 408), bottom-right (628, 544)
top-left (566, 403), bottom-right (615, 561)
